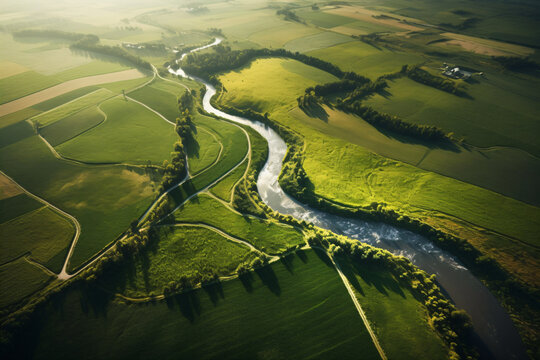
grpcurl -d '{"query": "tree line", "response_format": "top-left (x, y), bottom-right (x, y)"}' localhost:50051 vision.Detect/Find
top-left (12, 29), bottom-right (98, 43)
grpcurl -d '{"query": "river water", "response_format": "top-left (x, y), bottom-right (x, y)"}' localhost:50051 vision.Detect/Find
top-left (171, 39), bottom-right (527, 360)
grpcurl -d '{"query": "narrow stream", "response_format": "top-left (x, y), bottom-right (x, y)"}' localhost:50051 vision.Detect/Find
top-left (171, 39), bottom-right (527, 360)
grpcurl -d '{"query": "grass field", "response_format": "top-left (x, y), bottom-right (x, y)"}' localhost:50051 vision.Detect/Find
top-left (102, 226), bottom-right (257, 297)
top-left (171, 194), bottom-right (304, 254)
top-left (0, 193), bottom-right (42, 223)
top-left (54, 61), bottom-right (130, 82)
top-left (289, 105), bottom-right (540, 206)
top-left (56, 97), bottom-right (177, 165)
top-left (307, 41), bottom-right (425, 79)
top-left (0, 133), bottom-right (159, 272)
top-left (249, 22), bottom-right (320, 48)
top-left (32, 88), bottom-right (113, 127)
top-left (295, 9), bottom-right (357, 29)
top-left (40, 106), bottom-right (105, 147)
top-left (128, 81), bottom-right (183, 123)
top-left (219, 58), bottom-right (337, 114)
top-left (338, 257), bottom-right (448, 360)
top-left (363, 76), bottom-right (540, 156)
top-left (29, 249), bottom-right (380, 359)
top-left (0, 61), bottom-right (28, 79)
top-left (0, 71), bottom-right (60, 105)
top-left (0, 207), bottom-right (74, 271)
top-left (210, 159), bottom-right (248, 201)
top-left (0, 257), bottom-right (53, 308)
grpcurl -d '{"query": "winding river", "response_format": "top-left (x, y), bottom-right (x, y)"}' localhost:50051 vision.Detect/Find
top-left (171, 39), bottom-right (527, 360)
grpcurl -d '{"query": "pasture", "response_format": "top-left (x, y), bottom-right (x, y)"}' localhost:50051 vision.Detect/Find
top-left (210, 159), bottom-right (248, 201)
top-left (56, 97), bottom-right (177, 165)
top-left (283, 31), bottom-right (353, 53)
top-left (30, 249), bottom-right (380, 360)
top-left (171, 194), bottom-right (304, 254)
top-left (187, 126), bottom-right (222, 176)
top-left (102, 226), bottom-right (257, 297)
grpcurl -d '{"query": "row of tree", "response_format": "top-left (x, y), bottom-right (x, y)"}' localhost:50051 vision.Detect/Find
top-left (12, 29), bottom-right (98, 42)
top-left (405, 66), bottom-right (469, 97)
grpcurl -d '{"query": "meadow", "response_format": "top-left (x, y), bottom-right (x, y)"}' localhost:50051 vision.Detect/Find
top-left (171, 194), bottom-right (304, 254)
top-left (187, 126), bottom-right (222, 176)
top-left (209, 160), bottom-right (248, 201)
top-left (101, 226), bottom-right (257, 297)
top-left (28, 249), bottom-right (381, 360)
top-left (56, 97), bottom-right (178, 165)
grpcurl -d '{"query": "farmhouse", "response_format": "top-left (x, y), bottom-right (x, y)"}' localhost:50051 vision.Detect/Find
top-left (441, 63), bottom-right (471, 79)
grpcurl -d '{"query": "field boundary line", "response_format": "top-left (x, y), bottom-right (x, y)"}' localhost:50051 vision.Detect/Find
top-left (330, 254), bottom-right (387, 360)
top-left (188, 126), bottom-right (224, 178)
top-left (0, 170), bottom-right (81, 280)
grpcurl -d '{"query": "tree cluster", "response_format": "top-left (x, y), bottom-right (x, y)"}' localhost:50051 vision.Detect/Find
top-left (276, 9), bottom-right (303, 23)
top-left (71, 38), bottom-right (152, 71)
top-left (492, 56), bottom-right (540, 72)
top-left (405, 66), bottom-right (469, 97)
top-left (12, 29), bottom-right (98, 43)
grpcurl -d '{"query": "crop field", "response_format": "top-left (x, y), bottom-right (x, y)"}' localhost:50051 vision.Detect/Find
top-left (128, 81), bottom-right (183, 123)
top-left (295, 9), bottom-right (357, 29)
top-left (337, 257), bottom-right (447, 360)
top-left (0, 193), bottom-right (42, 223)
top-left (54, 61), bottom-right (130, 82)
top-left (40, 106), bottom-right (105, 147)
top-left (249, 23), bottom-right (320, 48)
top-left (0, 134), bottom-right (158, 271)
top-left (330, 20), bottom-right (401, 36)
top-left (32, 88), bottom-right (112, 127)
top-left (0, 257), bottom-right (53, 308)
top-left (102, 226), bottom-right (258, 297)
top-left (30, 249), bottom-right (380, 360)
top-left (307, 41), bottom-right (425, 79)
top-left (0, 71), bottom-right (60, 105)
top-left (56, 97), bottom-right (177, 165)
top-left (171, 194), bottom-right (304, 254)
top-left (0, 61), bottom-right (28, 79)
top-left (363, 76), bottom-right (540, 156)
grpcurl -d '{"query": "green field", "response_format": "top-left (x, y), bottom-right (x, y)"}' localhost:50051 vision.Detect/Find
top-left (56, 97), bottom-right (177, 165)
top-left (0, 132), bottom-right (158, 271)
top-left (54, 61), bottom-right (130, 82)
top-left (289, 105), bottom-right (540, 206)
top-left (0, 71), bottom-right (60, 105)
top-left (32, 88), bottom-right (113, 127)
top-left (284, 31), bottom-right (353, 53)
top-left (167, 114), bottom-right (249, 207)
top-left (0, 207), bottom-right (74, 271)
top-left (0, 257), bottom-right (53, 308)
top-left (128, 81), bottom-right (183, 123)
top-left (338, 257), bottom-right (448, 360)
top-left (219, 58), bottom-right (337, 114)
top-left (295, 9), bottom-right (357, 29)
top-left (29, 249), bottom-right (380, 359)
top-left (40, 106), bottom-right (105, 147)
top-left (210, 159), bottom-right (248, 201)
top-left (217, 55), bottom-right (540, 286)
top-left (171, 194), bottom-right (304, 254)
top-left (187, 127), bottom-right (222, 175)
top-left (307, 41), bottom-right (425, 79)
top-left (0, 193), bottom-right (42, 223)
top-left (364, 76), bottom-right (540, 156)
top-left (102, 226), bottom-right (257, 297)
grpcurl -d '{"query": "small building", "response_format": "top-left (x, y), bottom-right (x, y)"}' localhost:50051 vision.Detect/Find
top-left (441, 64), bottom-right (471, 79)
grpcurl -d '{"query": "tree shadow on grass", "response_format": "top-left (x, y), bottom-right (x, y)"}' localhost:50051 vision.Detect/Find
top-left (203, 280), bottom-right (225, 306)
top-left (280, 253), bottom-right (296, 274)
top-left (79, 283), bottom-right (115, 318)
top-left (184, 132), bottom-right (200, 159)
top-left (352, 261), bottom-right (406, 299)
top-left (173, 290), bottom-right (201, 323)
top-left (335, 256), bottom-right (365, 297)
top-left (313, 247), bottom-right (334, 268)
top-left (301, 102), bottom-right (329, 122)
top-left (239, 272), bottom-right (255, 293)
top-left (255, 265), bottom-right (281, 296)
top-left (296, 249), bottom-right (308, 263)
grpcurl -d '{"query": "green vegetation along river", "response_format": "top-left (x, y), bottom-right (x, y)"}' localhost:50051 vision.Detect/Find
top-left (169, 38), bottom-right (527, 360)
